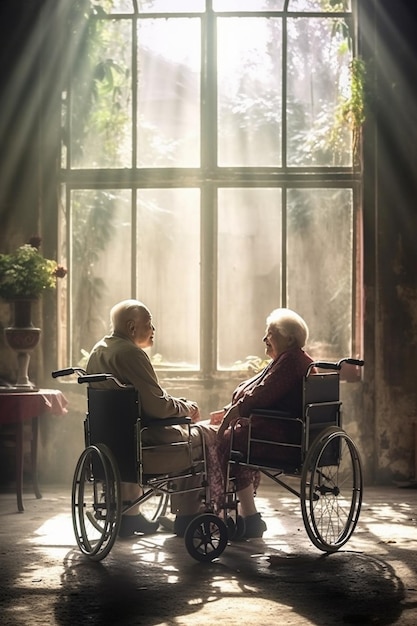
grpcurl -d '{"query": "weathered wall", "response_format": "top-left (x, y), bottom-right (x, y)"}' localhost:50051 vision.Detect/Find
top-left (0, 0), bottom-right (61, 384)
top-left (361, 0), bottom-right (417, 483)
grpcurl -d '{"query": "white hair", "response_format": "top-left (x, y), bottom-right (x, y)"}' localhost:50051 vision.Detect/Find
top-left (266, 308), bottom-right (309, 348)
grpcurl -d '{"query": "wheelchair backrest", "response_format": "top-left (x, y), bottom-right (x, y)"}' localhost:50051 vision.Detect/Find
top-left (86, 387), bottom-right (140, 482)
top-left (303, 372), bottom-right (341, 450)
top-left (303, 372), bottom-right (339, 405)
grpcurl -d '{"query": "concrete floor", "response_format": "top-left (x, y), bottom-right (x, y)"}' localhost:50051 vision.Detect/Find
top-left (1, 479), bottom-right (417, 626)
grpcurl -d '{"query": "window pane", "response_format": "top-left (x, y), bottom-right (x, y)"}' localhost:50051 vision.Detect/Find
top-left (102, 0), bottom-right (134, 13)
top-left (286, 188), bottom-right (353, 358)
top-left (217, 188), bottom-right (282, 369)
top-left (288, 0), bottom-right (351, 11)
top-left (287, 17), bottom-right (352, 166)
top-left (70, 190), bottom-right (132, 364)
top-left (218, 18), bottom-right (282, 166)
top-left (70, 20), bottom-right (132, 168)
top-left (138, 0), bottom-right (205, 11)
top-left (137, 18), bottom-right (201, 167)
top-left (136, 189), bottom-right (200, 368)
top-left (214, 0), bottom-right (285, 10)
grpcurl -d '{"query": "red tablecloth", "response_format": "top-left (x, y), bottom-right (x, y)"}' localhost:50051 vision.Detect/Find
top-left (0, 388), bottom-right (68, 512)
top-left (0, 389), bottom-right (68, 424)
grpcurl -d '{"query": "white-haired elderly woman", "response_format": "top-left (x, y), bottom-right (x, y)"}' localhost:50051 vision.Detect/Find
top-left (209, 308), bottom-right (315, 539)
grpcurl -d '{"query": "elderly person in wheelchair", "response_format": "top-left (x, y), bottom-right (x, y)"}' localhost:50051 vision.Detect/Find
top-left (86, 299), bottom-right (216, 538)
top-left (86, 299), bottom-right (313, 542)
top-left (209, 307), bottom-right (314, 539)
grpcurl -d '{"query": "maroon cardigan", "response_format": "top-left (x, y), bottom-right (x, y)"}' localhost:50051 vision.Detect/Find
top-left (233, 347), bottom-right (315, 418)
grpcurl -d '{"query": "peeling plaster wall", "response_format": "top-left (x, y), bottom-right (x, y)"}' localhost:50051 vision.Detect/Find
top-left (362, 0), bottom-right (417, 483)
top-left (373, 234), bottom-right (417, 483)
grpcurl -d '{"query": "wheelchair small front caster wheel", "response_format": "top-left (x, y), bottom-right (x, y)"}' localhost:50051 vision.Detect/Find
top-left (184, 514), bottom-right (228, 562)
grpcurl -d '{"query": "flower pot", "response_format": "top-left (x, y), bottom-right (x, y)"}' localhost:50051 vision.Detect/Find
top-left (4, 299), bottom-right (41, 390)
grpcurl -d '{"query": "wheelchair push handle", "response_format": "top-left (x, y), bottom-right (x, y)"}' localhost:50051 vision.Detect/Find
top-left (342, 358), bottom-right (365, 367)
top-left (307, 357), bottom-right (364, 376)
top-left (51, 368), bottom-right (131, 389)
top-left (51, 367), bottom-right (132, 389)
top-left (52, 367), bottom-right (87, 378)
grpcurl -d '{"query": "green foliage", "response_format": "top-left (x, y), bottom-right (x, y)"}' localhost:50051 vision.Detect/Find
top-left (66, 1), bottom-right (131, 166)
top-left (340, 57), bottom-right (366, 129)
top-left (70, 189), bottom-right (118, 355)
top-left (323, 0), bottom-right (351, 11)
top-left (230, 355), bottom-right (271, 374)
top-left (339, 57), bottom-right (366, 164)
top-left (0, 244), bottom-right (66, 300)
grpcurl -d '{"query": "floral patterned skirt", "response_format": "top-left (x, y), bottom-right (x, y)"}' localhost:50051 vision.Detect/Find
top-left (200, 418), bottom-right (260, 514)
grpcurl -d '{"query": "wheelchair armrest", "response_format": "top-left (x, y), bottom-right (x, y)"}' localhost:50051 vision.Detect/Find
top-left (143, 416), bottom-right (192, 427)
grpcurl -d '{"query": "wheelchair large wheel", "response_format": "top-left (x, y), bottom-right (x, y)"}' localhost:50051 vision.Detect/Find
top-left (184, 514), bottom-right (228, 562)
top-left (72, 444), bottom-right (121, 561)
top-left (300, 426), bottom-right (362, 552)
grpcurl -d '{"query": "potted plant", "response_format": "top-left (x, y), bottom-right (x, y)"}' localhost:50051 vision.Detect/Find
top-left (0, 235), bottom-right (66, 298)
top-left (0, 236), bottom-right (67, 389)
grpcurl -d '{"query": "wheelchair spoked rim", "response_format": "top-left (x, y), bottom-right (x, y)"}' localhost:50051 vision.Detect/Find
top-left (71, 444), bottom-right (122, 560)
top-left (184, 513), bottom-right (229, 562)
top-left (300, 426), bottom-right (363, 552)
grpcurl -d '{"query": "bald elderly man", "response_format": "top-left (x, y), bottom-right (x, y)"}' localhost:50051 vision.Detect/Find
top-left (86, 299), bottom-right (213, 538)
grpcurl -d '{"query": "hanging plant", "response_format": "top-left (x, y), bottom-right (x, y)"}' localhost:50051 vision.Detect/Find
top-left (340, 57), bottom-right (367, 167)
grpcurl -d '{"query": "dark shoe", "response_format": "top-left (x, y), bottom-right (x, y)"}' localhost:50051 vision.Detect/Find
top-left (158, 516), bottom-right (175, 533)
top-left (228, 515), bottom-right (246, 541)
top-left (118, 513), bottom-right (160, 538)
top-left (174, 514), bottom-right (200, 537)
top-left (242, 513), bottom-right (267, 538)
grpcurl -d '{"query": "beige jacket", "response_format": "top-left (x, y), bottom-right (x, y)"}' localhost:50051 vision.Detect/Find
top-left (86, 333), bottom-right (195, 422)
top-left (86, 333), bottom-right (202, 469)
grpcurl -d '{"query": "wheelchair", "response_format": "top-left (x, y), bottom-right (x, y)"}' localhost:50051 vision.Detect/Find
top-left (52, 356), bottom-right (363, 562)
top-left (52, 368), bottom-right (228, 562)
top-left (223, 357), bottom-right (364, 552)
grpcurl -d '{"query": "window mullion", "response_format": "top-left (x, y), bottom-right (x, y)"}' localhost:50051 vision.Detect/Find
top-left (201, 1), bottom-right (217, 173)
top-left (282, 186), bottom-right (287, 308)
top-left (132, 13), bottom-right (138, 169)
top-left (282, 10), bottom-right (288, 169)
top-left (200, 182), bottom-right (217, 376)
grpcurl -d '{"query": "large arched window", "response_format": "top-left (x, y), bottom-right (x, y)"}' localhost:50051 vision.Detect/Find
top-left (60, 0), bottom-right (361, 376)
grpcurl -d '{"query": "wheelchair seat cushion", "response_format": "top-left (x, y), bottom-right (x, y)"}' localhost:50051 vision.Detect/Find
top-left (231, 415), bottom-right (303, 470)
top-left (142, 424), bottom-right (203, 475)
